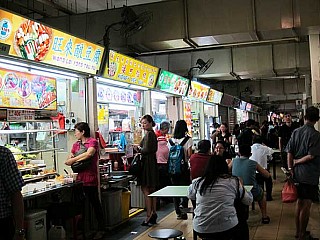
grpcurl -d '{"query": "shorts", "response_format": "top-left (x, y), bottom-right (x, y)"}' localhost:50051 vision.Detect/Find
top-left (251, 185), bottom-right (264, 202)
top-left (296, 183), bottom-right (319, 202)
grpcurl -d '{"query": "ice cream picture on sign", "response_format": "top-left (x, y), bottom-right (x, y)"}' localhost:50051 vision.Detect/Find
top-left (14, 20), bottom-right (52, 61)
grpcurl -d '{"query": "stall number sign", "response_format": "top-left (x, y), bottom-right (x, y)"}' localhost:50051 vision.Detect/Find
top-left (7, 109), bottom-right (35, 121)
top-left (0, 43), bottom-right (9, 55)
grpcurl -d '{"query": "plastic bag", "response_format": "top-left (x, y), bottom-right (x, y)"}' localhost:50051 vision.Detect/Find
top-left (282, 178), bottom-right (297, 203)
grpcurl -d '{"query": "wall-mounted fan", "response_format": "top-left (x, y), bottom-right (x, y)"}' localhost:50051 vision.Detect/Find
top-left (120, 6), bottom-right (152, 38)
top-left (197, 58), bottom-right (214, 75)
top-left (187, 58), bottom-right (214, 79)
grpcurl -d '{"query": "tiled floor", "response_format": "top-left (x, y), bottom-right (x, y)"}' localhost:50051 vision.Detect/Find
top-left (132, 166), bottom-right (320, 240)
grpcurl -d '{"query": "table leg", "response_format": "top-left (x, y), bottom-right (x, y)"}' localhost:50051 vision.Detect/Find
top-left (272, 158), bottom-right (276, 180)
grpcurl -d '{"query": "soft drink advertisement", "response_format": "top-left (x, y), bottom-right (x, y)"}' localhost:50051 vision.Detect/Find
top-left (187, 81), bottom-right (210, 101)
top-left (0, 9), bottom-right (104, 75)
top-left (0, 67), bottom-right (57, 110)
top-left (156, 69), bottom-right (189, 96)
top-left (104, 50), bottom-right (159, 88)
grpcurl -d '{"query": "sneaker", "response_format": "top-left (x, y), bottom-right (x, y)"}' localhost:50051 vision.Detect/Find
top-left (177, 213), bottom-right (188, 220)
top-left (93, 231), bottom-right (105, 240)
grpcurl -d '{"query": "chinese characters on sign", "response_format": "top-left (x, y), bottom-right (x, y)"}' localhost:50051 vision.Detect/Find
top-left (156, 69), bottom-right (189, 96)
top-left (0, 10), bottom-right (104, 74)
top-left (7, 109), bottom-right (35, 121)
top-left (187, 81), bottom-right (210, 101)
top-left (104, 50), bottom-right (159, 88)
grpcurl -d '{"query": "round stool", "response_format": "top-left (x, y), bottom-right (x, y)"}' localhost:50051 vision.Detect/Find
top-left (148, 228), bottom-right (183, 240)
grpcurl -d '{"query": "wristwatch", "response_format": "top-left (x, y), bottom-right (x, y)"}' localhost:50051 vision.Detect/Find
top-left (16, 229), bottom-right (25, 236)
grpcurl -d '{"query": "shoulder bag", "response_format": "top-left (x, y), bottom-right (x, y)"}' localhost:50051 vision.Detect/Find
top-left (129, 153), bottom-right (143, 176)
top-left (71, 142), bottom-right (92, 173)
top-left (234, 176), bottom-right (249, 222)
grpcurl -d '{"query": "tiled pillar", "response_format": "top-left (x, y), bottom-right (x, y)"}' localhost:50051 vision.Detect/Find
top-left (308, 34), bottom-right (320, 130)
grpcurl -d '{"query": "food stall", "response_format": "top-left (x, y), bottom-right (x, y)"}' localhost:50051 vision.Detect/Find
top-left (154, 69), bottom-right (190, 129)
top-left (184, 80), bottom-right (210, 147)
top-left (205, 89), bottom-right (223, 139)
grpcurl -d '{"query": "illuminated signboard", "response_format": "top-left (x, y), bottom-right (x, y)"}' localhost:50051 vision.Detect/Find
top-left (97, 83), bottom-right (138, 105)
top-left (187, 81), bottom-right (210, 101)
top-left (103, 50), bottom-right (159, 88)
top-left (156, 69), bottom-right (189, 96)
top-left (246, 103), bottom-right (252, 111)
top-left (0, 67), bottom-right (56, 110)
top-left (0, 9), bottom-right (104, 74)
top-left (240, 100), bottom-right (247, 110)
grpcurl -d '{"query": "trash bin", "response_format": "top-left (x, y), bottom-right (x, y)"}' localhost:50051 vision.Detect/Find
top-left (101, 188), bottom-right (122, 226)
top-left (25, 209), bottom-right (47, 240)
top-left (130, 181), bottom-right (145, 208)
top-left (121, 189), bottom-right (131, 220)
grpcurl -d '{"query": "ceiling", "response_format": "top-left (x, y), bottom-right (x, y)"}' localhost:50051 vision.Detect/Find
top-left (1, 0), bottom-right (319, 114)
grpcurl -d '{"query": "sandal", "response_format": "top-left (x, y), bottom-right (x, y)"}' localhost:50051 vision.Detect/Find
top-left (261, 216), bottom-right (270, 224)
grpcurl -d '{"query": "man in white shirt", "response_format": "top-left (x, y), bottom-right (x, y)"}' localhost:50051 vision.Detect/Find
top-left (250, 135), bottom-right (274, 201)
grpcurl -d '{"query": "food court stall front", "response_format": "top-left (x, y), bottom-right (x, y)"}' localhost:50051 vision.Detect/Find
top-left (183, 80), bottom-right (210, 148)
top-left (0, 8), bottom-right (105, 238)
top-left (205, 88), bottom-right (223, 139)
top-left (153, 69), bottom-right (190, 131)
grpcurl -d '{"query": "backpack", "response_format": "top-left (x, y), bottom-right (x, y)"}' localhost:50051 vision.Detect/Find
top-left (168, 136), bottom-right (190, 175)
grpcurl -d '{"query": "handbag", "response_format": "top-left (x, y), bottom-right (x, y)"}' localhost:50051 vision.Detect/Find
top-left (71, 142), bottom-right (92, 173)
top-left (282, 178), bottom-right (297, 203)
top-left (129, 153), bottom-right (142, 176)
top-left (234, 177), bottom-right (249, 222)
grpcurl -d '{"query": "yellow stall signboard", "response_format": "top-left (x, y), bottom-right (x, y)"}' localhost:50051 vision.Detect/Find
top-left (103, 50), bottom-right (159, 88)
top-left (0, 67), bottom-right (57, 110)
top-left (0, 9), bottom-right (104, 75)
top-left (187, 81), bottom-right (210, 101)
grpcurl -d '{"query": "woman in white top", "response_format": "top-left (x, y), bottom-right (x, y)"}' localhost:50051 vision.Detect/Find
top-left (169, 120), bottom-right (193, 220)
top-left (188, 155), bottom-right (253, 240)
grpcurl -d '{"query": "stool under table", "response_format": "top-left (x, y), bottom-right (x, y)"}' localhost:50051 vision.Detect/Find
top-left (148, 228), bottom-right (183, 240)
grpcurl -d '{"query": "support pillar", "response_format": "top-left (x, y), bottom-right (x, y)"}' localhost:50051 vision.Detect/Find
top-left (308, 34), bottom-right (320, 130)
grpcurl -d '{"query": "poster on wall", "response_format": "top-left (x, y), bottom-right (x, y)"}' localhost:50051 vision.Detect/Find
top-left (156, 69), bottom-right (189, 96)
top-left (103, 50), bottom-right (159, 88)
top-left (0, 9), bottom-right (104, 74)
top-left (0, 67), bottom-right (57, 110)
top-left (97, 83), bottom-right (140, 106)
top-left (183, 101), bottom-right (192, 135)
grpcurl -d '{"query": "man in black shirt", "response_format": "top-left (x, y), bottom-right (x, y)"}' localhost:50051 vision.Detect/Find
top-left (237, 119), bottom-right (255, 146)
top-left (278, 114), bottom-right (297, 169)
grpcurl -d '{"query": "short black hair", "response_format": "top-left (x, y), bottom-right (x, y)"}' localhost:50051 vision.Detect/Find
top-left (252, 134), bottom-right (263, 144)
top-left (305, 106), bottom-right (319, 122)
top-left (74, 122), bottom-right (90, 138)
top-left (198, 140), bottom-right (211, 153)
top-left (239, 144), bottom-right (251, 157)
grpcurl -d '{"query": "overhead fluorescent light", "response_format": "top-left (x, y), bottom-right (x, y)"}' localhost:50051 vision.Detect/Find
top-left (30, 69), bottom-right (78, 80)
top-left (0, 63), bottom-right (28, 73)
top-left (31, 65), bottom-right (79, 78)
top-left (0, 58), bottom-right (29, 68)
top-left (97, 77), bottom-right (130, 87)
top-left (152, 91), bottom-right (168, 100)
top-left (129, 85), bottom-right (148, 90)
top-left (108, 104), bottom-right (136, 110)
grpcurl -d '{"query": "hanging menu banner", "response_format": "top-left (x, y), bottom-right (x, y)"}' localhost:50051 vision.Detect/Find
top-left (0, 67), bottom-right (57, 110)
top-left (187, 81), bottom-right (210, 101)
top-left (207, 89), bottom-right (223, 104)
top-left (0, 9), bottom-right (104, 74)
top-left (156, 69), bottom-right (189, 96)
top-left (103, 50), bottom-right (159, 88)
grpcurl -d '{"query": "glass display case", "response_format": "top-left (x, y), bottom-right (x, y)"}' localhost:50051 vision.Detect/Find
top-left (0, 120), bottom-right (58, 182)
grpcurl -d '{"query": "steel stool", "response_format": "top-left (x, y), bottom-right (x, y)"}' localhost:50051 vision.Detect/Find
top-left (148, 229), bottom-right (183, 240)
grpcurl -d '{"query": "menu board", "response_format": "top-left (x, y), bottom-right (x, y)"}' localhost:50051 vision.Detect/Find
top-left (246, 103), bottom-right (252, 111)
top-left (183, 101), bottom-right (192, 135)
top-left (240, 100), bottom-right (247, 110)
top-left (187, 81), bottom-right (210, 101)
top-left (0, 9), bottom-right (104, 74)
top-left (156, 69), bottom-right (189, 96)
top-left (0, 67), bottom-right (56, 110)
top-left (207, 89), bottom-right (223, 104)
top-left (97, 84), bottom-right (139, 105)
top-left (103, 50), bottom-right (159, 88)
